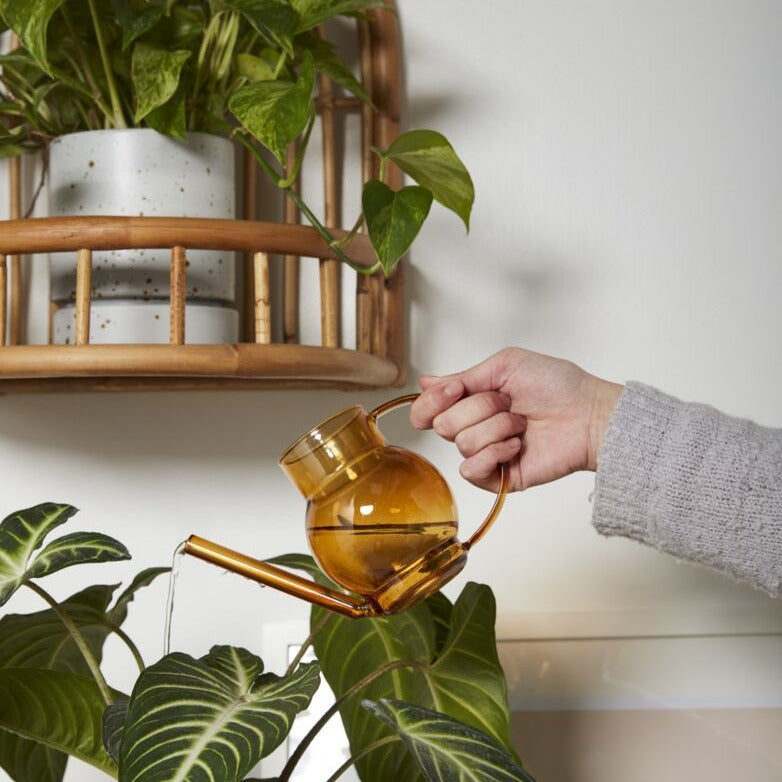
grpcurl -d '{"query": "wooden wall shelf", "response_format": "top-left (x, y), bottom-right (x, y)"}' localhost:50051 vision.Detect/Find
top-left (0, 6), bottom-right (405, 393)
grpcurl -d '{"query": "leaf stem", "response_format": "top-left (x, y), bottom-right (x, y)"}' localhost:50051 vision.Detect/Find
top-left (284, 188), bottom-right (381, 275)
top-left (272, 49), bottom-right (288, 79)
top-left (285, 611), bottom-right (331, 677)
top-left (278, 658), bottom-right (426, 782)
top-left (86, 0), bottom-right (126, 128)
top-left (323, 735), bottom-right (401, 782)
top-left (25, 581), bottom-right (114, 706)
top-left (106, 623), bottom-right (146, 673)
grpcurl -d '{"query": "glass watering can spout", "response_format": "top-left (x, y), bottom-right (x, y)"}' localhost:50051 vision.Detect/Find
top-left (184, 394), bottom-right (509, 618)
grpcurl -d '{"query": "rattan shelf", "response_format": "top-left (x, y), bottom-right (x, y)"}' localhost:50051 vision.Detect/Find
top-left (0, 7), bottom-right (404, 393)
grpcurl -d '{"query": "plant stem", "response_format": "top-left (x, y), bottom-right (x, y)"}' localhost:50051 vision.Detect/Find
top-left (25, 581), bottom-right (114, 706)
top-left (323, 735), bottom-right (401, 782)
top-left (61, 5), bottom-right (111, 126)
top-left (285, 188), bottom-right (381, 275)
top-left (106, 623), bottom-right (146, 673)
top-left (272, 49), bottom-right (288, 79)
top-left (285, 611), bottom-right (331, 677)
top-left (86, 0), bottom-right (127, 128)
top-left (278, 658), bottom-right (426, 782)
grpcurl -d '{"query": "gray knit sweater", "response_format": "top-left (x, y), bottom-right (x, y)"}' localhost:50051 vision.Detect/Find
top-left (592, 382), bottom-right (782, 598)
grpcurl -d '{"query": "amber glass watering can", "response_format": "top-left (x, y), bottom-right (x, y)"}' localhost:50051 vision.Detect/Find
top-left (184, 394), bottom-right (509, 617)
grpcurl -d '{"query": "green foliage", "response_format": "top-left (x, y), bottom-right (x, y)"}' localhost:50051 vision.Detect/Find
top-left (0, 503), bottom-right (128, 607)
top-left (0, 0), bottom-right (475, 276)
top-left (111, 647), bottom-right (320, 782)
top-left (0, 668), bottom-right (120, 775)
top-left (0, 504), bottom-right (528, 782)
top-left (0, 570), bottom-right (168, 781)
top-left (311, 581), bottom-right (518, 781)
top-left (382, 129), bottom-right (475, 230)
top-left (364, 699), bottom-right (535, 782)
top-left (362, 180), bottom-right (432, 273)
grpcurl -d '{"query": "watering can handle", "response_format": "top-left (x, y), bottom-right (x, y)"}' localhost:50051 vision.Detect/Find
top-left (368, 393), bottom-right (510, 551)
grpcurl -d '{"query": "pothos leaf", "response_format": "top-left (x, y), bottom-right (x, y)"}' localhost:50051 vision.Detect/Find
top-left (229, 50), bottom-right (315, 163)
top-left (362, 179), bottom-right (432, 274)
top-left (0, 0), bottom-right (68, 72)
top-left (131, 41), bottom-right (191, 123)
top-left (382, 129), bottom-right (474, 230)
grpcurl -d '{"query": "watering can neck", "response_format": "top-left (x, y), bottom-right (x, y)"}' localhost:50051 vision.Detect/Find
top-left (279, 405), bottom-right (388, 499)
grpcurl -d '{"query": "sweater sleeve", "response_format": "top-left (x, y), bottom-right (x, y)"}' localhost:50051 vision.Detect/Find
top-left (592, 381), bottom-right (782, 598)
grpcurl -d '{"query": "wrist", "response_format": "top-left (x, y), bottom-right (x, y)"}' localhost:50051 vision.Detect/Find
top-left (586, 378), bottom-right (624, 471)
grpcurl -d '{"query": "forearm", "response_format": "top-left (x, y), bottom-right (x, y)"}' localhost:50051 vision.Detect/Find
top-left (592, 382), bottom-right (782, 597)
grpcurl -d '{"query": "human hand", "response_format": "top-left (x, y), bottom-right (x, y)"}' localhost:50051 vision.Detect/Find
top-left (410, 347), bottom-right (624, 492)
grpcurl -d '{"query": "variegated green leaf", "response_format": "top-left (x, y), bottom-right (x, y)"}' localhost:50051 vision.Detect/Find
top-left (290, 0), bottom-right (387, 34)
top-left (362, 179), bottom-right (432, 274)
top-left (25, 532), bottom-right (130, 581)
top-left (229, 50), bottom-right (315, 163)
top-left (116, 646), bottom-right (320, 782)
top-left (383, 130), bottom-right (474, 230)
top-left (0, 503), bottom-right (77, 607)
top-left (0, 668), bottom-right (120, 775)
top-left (218, 0), bottom-right (298, 55)
top-left (364, 699), bottom-right (535, 782)
top-left (0, 0), bottom-right (68, 71)
top-left (131, 42), bottom-right (191, 123)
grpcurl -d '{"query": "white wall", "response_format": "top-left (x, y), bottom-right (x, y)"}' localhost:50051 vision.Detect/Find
top-left (1, 1), bottom-right (781, 780)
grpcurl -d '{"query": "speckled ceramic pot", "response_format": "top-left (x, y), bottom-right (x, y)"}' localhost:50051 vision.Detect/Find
top-left (53, 301), bottom-right (239, 345)
top-left (48, 130), bottom-right (236, 305)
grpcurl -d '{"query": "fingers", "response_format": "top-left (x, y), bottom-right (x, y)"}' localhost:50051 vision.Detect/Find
top-left (460, 438), bottom-right (523, 491)
top-left (453, 411), bottom-right (527, 457)
top-left (431, 391), bottom-right (516, 441)
top-left (410, 377), bottom-right (464, 428)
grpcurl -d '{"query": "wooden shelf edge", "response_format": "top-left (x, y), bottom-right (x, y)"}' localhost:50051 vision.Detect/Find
top-left (0, 344), bottom-right (403, 392)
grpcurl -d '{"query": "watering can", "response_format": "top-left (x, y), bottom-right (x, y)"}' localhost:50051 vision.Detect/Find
top-left (184, 394), bottom-right (508, 617)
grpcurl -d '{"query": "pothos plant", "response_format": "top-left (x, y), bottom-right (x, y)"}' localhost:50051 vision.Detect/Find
top-left (0, 503), bottom-right (535, 782)
top-left (0, 0), bottom-right (474, 275)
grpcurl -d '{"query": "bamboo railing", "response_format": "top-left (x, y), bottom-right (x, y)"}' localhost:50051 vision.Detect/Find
top-left (0, 5), bottom-right (404, 393)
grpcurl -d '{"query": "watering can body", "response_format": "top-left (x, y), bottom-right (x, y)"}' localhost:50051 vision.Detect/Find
top-left (185, 394), bottom-right (507, 617)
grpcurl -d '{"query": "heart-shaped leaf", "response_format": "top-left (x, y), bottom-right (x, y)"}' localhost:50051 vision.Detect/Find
top-left (0, 668), bottom-right (121, 775)
top-left (383, 130), bottom-right (474, 230)
top-left (0, 503), bottom-right (77, 607)
top-left (115, 646), bottom-right (320, 782)
top-left (110, 0), bottom-right (167, 50)
top-left (291, 0), bottom-right (387, 34)
top-left (362, 179), bottom-right (433, 274)
top-left (219, 0), bottom-right (298, 55)
top-left (0, 0), bottom-right (68, 71)
top-left (229, 50), bottom-right (315, 163)
top-left (131, 42), bottom-right (192, 123)
top-left (364, 699), bottom-right (536, 782)
top-left (311, 580), bottom-right (516, 782)
top-left (298, 32), bottom-right (370, 103)
top-left (311, 601), bottom-right (436, 781)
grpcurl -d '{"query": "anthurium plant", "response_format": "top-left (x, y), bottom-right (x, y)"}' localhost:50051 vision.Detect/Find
top-left (0, 503), bottom-right (535, 782)
top-left (0, 0), bottom-right (474, 275)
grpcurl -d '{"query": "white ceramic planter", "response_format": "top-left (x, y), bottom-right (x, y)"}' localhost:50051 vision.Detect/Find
top-left (53, 301), bottom-right (239, 345)
top-left (48, 129), bottom-right (237, 304)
